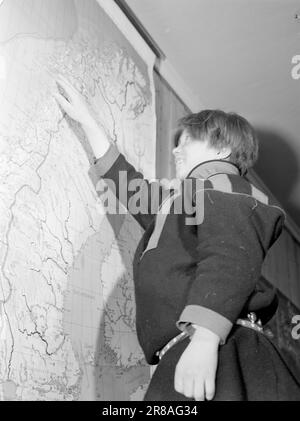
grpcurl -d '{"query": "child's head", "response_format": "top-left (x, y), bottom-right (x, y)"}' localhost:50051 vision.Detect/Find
top-left (173, 109), bottom-right (259, 178)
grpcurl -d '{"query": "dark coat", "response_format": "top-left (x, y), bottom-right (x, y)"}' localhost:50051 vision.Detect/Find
top-left (89, 145), bottom-right (300, 400)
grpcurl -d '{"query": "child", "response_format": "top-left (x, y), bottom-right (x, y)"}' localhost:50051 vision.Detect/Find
top-left (54, 76), bottom-right (300, 401)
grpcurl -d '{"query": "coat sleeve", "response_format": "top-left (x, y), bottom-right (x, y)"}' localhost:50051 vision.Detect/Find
top-left (176, 188), bottom-right (268, 344)
top-left (88, 143), bottom-right (170, 230)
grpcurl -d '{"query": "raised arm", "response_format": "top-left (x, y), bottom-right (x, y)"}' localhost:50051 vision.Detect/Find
top-left (54, 75), bottom-right (169, 230)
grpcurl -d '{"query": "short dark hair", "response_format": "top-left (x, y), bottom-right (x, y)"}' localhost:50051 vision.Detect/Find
top-left (174, 109), bottom-right (259, 175)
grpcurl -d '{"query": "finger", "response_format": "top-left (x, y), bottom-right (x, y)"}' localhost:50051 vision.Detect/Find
top-left (204, 377), bottom-right (216, 401)
top-left (55, 79), bottom-right (77, 103)
top-left (182, 376), bottom-right (194, 399)
top-left (56, 74), bottom-right (73, 88)
top-left (56, 75), bottom-right (79, 96)
top-left (193, 376), bottom-right (205, 401)
top-left (55, 80), bottom-right (73, 100)
top-left (174, 370), bottom-right (184, 395)
top-left (54, 93), bottom-right (74, 116)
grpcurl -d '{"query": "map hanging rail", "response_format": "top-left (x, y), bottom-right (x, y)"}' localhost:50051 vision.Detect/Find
top-left (113, 0), bottom-right (166, 60)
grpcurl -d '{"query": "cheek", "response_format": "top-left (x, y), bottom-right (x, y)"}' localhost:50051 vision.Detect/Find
top-left (187, 145), bottom-right (205, 162)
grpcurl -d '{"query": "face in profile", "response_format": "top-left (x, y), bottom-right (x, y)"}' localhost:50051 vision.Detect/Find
top-left (172, 130), bottom-right (225, 180)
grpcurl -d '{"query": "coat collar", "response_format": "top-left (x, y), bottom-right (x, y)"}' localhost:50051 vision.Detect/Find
top-left (187, 159), bottom-right (240, 179)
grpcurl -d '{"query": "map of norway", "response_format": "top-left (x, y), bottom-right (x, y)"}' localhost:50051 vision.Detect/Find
top-left (0, 0), bottom-right (156, 400)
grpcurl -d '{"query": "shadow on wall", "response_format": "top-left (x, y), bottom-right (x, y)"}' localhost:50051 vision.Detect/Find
top-left (253, 127), bottom-right (300, 227)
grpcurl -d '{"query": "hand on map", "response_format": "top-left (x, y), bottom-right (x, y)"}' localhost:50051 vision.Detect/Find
top-left (53, 74), bottom-right (110, 158)
top-left (54, 75), bottom-right (97, 129)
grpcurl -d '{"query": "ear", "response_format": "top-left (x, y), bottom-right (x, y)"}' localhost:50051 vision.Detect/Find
top-left (218, 147), bottom-right (232, 160)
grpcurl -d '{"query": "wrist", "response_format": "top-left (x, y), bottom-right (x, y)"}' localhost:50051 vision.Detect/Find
top-left (82, 122), bottom-right (110, 159)
top-left (191, 325), bottom-right (220, 345)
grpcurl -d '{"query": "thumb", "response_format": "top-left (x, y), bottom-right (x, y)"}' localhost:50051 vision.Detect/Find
top-left (54, 93), bottom-right (75, 118)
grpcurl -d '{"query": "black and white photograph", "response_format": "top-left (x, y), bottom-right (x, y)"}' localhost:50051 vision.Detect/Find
top-left (0, 0), bottom-right (299, 407)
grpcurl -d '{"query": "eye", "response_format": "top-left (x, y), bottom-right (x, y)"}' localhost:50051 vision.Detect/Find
top-left (176, 131), bottom-right (191, 147)
top-left (180, 138), bottom-right (186, 147)
top-left (183, 134), bottom-right (191, 145)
